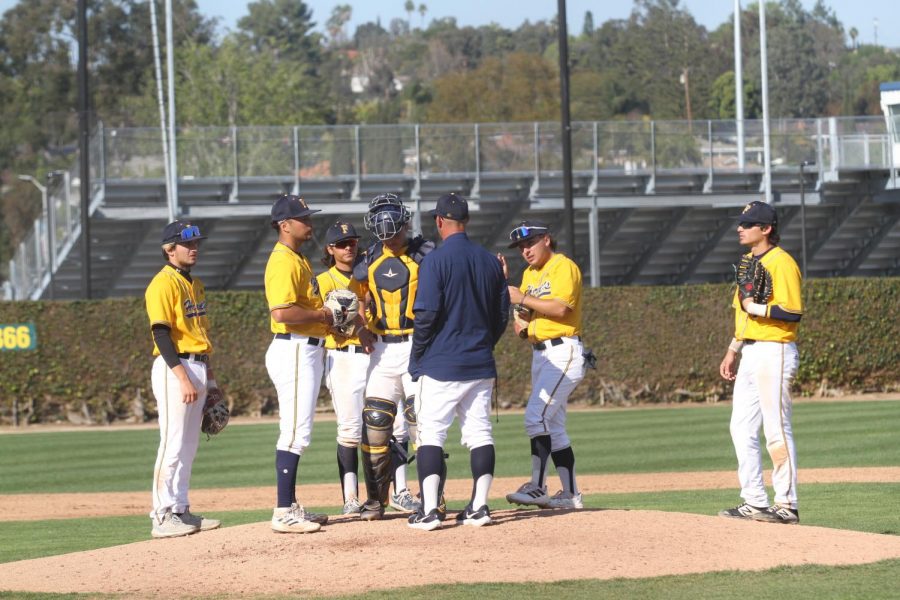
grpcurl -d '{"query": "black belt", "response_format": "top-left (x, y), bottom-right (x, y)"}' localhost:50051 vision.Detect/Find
top-left (274, 333), bottom-right (324, 347)
top-left (334, 345), bottom-right (366, 354)
top-left (744, 340), bottom-right (757, 345)
top-left (379, 334), bottom-right (410, 343)
top-left (177, 353), bottom-right (208, 363)
top-left (532, 336), bottom-right (580, 351)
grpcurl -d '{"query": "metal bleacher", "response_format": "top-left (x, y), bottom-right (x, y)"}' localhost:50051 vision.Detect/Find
top-left (6, 117), bottom-right (900, 301)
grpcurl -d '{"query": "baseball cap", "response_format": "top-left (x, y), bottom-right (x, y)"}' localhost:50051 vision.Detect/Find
top-left (507, 220), bottom-right (550, 248)
top-left (736, 200), bottom-right (777, 226)
top-left (325, 221), bottom-right (360, 245)
top-left (161, 221), bottom-right (207, 245)
top-left (428, 192), bottom-right (469, 221)
top-left (270, 194), bottom-right (321, 224)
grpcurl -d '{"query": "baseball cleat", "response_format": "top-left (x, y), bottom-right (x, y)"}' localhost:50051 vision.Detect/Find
top-left (359, 499), bottom-right (385, 521)
top-left (177, 509), bottom-right (221, 531)
top-left (455, 504), bottom-right (492, 527)
top-left (718, 502), bottom-right (770, 520)
top-left (505, 481), bottom-right (550, 507)
top-left (546, 490), bottom-right (584, 509)
top-left (757, 504), bottom-right (800, 524)
top-left (151, 511), bottom-right (200, 539)
top-left (271, 503), bottom-right (322, 534)
top-left (342, 497), bottom-right (363, 515)
top-left (389, 488), bottom-right (421, 513)
top-left (407, 508), bottom-right (443, 531)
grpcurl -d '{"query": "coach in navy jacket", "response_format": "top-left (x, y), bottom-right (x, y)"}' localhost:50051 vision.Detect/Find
top-left (407, 192), bottom-right (510, 530)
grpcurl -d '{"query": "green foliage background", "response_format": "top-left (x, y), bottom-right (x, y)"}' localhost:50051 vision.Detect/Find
top-left (0, 278), bottom-right (897, 424)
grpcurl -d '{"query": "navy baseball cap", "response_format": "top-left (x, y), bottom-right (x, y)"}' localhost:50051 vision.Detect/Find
top-left (161, 221), bottom-right (207, 245)
top-left (325, 221), bottom-right (360, 245)
top-left (508, 220), bottom-right (550, 248)
top-left (271, 194), bottom-right (321, 224)
top-left (736, 201), bottom-right (777, 225)
top-left (429, 192), bottom-right (469, 221)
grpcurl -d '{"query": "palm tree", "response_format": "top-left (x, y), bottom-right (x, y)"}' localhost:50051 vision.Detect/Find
top-left (404, 0), bottom-right (415, 28)
top-left (418, 4), bottom-right (427, 29)
top-left (848, 26), bottom-right (858, 51)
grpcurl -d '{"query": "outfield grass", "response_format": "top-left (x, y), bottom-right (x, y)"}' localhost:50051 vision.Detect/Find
top-left (1, 401), bottom-right (898, 599)
top-left (1, 401), bottom-right (898, 494)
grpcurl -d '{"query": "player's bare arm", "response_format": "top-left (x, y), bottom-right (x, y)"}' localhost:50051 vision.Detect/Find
top-left (508, 288), bottom-right (571, 320)
top-left (271, 304), bottom-right (333, 326)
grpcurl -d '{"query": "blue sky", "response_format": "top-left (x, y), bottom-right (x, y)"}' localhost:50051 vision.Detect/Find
top-left (0, 0), bottom-right (896, 47)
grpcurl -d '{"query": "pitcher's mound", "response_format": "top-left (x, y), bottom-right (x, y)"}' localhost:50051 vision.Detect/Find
top-left (3, 509), bottom-right (900, 598)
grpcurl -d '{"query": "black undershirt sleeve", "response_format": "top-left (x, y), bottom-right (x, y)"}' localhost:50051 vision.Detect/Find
top-left (768, 305), bottom-right (802, 322)
top-left (151, 324), bottom-right (181, 368)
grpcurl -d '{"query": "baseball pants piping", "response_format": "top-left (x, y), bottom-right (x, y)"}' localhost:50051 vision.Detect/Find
top-left (524, 340), bottom-right (586, 450)
top-left (731, 340), bottom-right (799, 509)
top-left (150, 356), bottom-right (208, 521)
top-left (266, 336), bottom-right (325, 455)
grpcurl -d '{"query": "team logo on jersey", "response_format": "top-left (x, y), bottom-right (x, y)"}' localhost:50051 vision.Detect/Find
top-left (525, 281), bottom-right (552, 298)
top-left (384, 268), bottom-right (399, 278)
top-left (183, 298), bottom-right (207, 318)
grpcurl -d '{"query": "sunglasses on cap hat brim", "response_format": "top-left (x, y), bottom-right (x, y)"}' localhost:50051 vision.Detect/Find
top-left (507, 225), bottom-right (548, 248)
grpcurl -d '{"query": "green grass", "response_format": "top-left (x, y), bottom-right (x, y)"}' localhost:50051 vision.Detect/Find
top-left (2, 483), bottom-right (898, 565)
top-left (1, 400), bottom-right (898, 494)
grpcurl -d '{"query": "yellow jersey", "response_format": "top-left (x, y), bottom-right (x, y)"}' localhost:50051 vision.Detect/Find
top-left (316, 266), bottom-right (368, 349)
top-left (145, 264), bottom-right (212, 355)
top-left (366, 242), bottom-right (421, 336)
top-left (519, 252), bottom-right (583, 342)
top-left (264, 242), bottom-right (328, 338)
top-left (733, 246), bottom-right (803, 343)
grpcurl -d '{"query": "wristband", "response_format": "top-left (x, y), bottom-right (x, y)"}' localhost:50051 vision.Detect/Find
top-left (728, 339), bottom-right (743, 354)
top-left (207, 378), bottom-right (218, 390)
top-left (745, 302), bottom-right (767, 317)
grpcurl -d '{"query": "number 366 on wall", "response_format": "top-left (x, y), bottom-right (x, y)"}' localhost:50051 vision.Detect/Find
top-left (0, 323), bottom-right (37, 351)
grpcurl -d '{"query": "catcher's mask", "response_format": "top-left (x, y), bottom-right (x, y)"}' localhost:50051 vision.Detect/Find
top-left (364, 193), bottom-right (410, 241)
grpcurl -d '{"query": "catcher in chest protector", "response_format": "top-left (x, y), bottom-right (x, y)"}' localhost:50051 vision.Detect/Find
top-left (264, 195), bottom-right (334, 534)
top-left (353, 193), bottom-right (435, 521)
top-left (317, 221), bottom-right (376, 516)
top-left (145, 221), bottom-right (222, 538)
top-left (719, 200), bottom-right (803, 525)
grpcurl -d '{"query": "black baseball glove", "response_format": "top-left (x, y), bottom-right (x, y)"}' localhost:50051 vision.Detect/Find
top-left (734, 255), bottom-right (773, 304)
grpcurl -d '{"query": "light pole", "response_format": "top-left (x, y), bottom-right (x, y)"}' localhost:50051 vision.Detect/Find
top-left (799, 160), bottom-right (814, 280)
top-left (17, 174), bottom-right (54, 300)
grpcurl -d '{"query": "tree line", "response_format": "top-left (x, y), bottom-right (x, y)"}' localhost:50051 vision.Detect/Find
top-left (1, 0), bottom-right (898, 280)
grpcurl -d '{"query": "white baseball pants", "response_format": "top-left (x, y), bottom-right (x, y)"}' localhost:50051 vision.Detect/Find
top-left (150, 356), bottom-right (208, 521)
top-left (416, 376), bottom-right (495, 449)
top-left (324, 347), bottom-right (370, 446)
top-left (266, 335), bottom-right (325, 455)
top-left (730, 341), bottom-right (800, 509)
top-left (366, 339), bottom-right (415, 442)
top-left (524, 338), bottom-right (586, 450)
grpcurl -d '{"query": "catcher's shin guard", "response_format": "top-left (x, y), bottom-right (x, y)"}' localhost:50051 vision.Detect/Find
top-left (361, 397), bottom-right (396, 506)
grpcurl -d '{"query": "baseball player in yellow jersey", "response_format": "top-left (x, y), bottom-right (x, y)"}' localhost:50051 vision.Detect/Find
top-left (317, 221), bottom-right (376, 515)
top-left (354, 193), bottom-right (434, 521)
top-left (264, 194), bottom-right (333, 534)
top-left (145, 221), bottom-right (221, 539)
top-left (719, 200), bottom-right (803, 524)
top-left (498, 220), bottom-right (587, 510)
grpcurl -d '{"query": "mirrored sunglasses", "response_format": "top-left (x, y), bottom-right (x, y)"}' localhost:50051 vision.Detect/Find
top-left (509, 225), bottom-right (548, 243)
top-left (331, 239), bottom-right (358, 249)
top-left (178, 225), bottom-right (202, 241)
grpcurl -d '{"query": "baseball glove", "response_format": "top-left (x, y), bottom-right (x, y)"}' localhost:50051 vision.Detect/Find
top-left (513, 303), bottom-right (532, 339)
top-left (201, 394), bottom-right (229, 439)
top-left (734, 254), bottom-right (773, 304)
top-left (324, 289), bottom-right (359, 333)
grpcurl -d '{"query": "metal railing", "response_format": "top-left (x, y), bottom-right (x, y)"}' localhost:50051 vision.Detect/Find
top-left (5, 116), bottom-right (894, 301)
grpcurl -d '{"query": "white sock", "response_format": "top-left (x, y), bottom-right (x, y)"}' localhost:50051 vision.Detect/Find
top-left (422, 474), bottom-right (441, 513)
top-left (472, 474), bottom-right (493, 510)
top-left (342, 472), bottom-right (358, 501)
top-left (557, 467), bottom-right (577, 494)
top-left (394, 462), bottom-right (407, 495)
top-left (530, 455), bottom-right (546, 489)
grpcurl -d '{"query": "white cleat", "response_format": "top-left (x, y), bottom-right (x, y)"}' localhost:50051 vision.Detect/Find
top-left (272, 503), bottom-right (322, 534)
top-left (151, 511), bottom-right (200, 539)
top-left (505, 481), bottom-right (550, 507)
top-left (546, 490), bottom-right (584, 509)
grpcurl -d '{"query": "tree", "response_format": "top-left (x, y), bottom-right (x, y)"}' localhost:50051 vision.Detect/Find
top-left (326, 4), bottom-right (352, 46)
top-left (848, 27), bottom-right (858, 50)
top-left (237, 0), bottom-right (322, 70)
top-left (404, 0), bottom-right (415, 28)
top-left (582, 10), bottom-right (594, 37)
top-left (418, 4), bottom-right (427, 29)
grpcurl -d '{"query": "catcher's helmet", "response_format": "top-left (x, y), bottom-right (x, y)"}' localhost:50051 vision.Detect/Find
top-left (364, 193), bottom-right (410, 241)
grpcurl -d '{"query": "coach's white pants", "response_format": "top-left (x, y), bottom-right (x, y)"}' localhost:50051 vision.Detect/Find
top-left (416, 376), bottom-right (495, 449)
top-left (731, 341), bottom-right (799, 509)
top-left (524, 338), bottom-right (585, 450)
top-left (324, 348), bottom-right (370, 446)
top-left (266, 336), bottom-right (325, 455)
top-left (150, 356), bottom-right (208, 521)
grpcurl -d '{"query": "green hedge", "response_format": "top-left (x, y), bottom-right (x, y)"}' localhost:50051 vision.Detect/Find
top-left (1, 278), bottom-right (898, 424)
